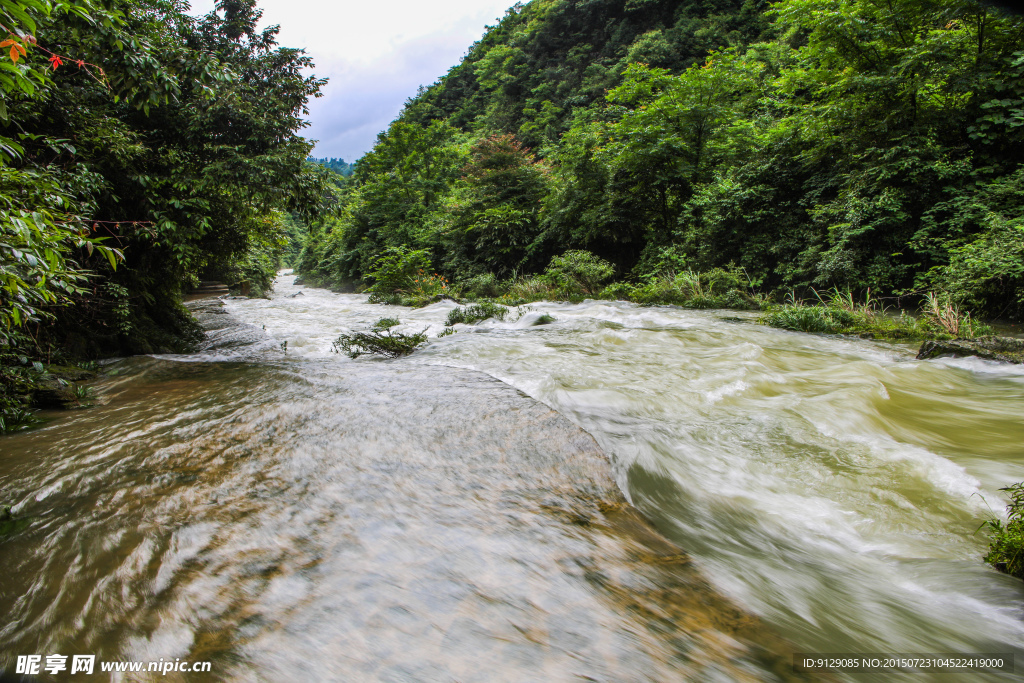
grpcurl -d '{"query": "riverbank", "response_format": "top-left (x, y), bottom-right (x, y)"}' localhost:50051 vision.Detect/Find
top-left (302, 248), bottom-right (1009, 347)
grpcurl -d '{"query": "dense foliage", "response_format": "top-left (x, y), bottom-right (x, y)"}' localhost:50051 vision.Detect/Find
top-left (984, 482), bottom-right (1024, 580)
top-left (297, 0), bottom-right (1024, 322)
top-left (1, 0), bottom-right (328, 428)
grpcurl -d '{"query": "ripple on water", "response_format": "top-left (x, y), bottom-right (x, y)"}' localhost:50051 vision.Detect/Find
top-left (0, 355), bottom-right (817, 681)
top-left (221, 274), bottom-right (1024, 677)
top-left (3, 272), bottom-right (1023, 682)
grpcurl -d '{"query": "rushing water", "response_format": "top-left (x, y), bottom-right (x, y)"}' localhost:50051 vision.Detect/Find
top-left (2, 271), bottom-right (1023, 681)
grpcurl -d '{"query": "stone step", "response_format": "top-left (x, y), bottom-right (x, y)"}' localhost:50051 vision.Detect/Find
top-left (186, 281), bottom-right (231, 301)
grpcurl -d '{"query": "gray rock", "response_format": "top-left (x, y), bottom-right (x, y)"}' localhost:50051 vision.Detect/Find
top-left (917, 335), bottom-right (1024, 364)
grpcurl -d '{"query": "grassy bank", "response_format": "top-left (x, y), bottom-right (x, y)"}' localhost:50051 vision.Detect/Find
top-left (335, 247), bottom-right (994, 344)
top-left (758, 290), bottom-right (992, 342)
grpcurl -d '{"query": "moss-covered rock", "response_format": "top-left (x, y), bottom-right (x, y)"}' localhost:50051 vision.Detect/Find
top-left (0, 505), bottom-right (30, 537)
top-left (1, 363), bottom-right (98, 430)
top-left (30, 365), bottom-right (97, 409)
top-left (917, 335), bottom-right (1024, 364)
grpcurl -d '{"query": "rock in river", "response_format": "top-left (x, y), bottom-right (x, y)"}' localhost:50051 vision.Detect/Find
top-left (917, 335), bottom-right (1024, 364)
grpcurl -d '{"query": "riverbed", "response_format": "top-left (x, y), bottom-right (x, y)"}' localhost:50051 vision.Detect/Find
top-left (2, 271), bottom-right (1022, 681)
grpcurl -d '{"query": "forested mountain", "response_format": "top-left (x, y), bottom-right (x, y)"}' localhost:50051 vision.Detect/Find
top-left (298, 0), bottom-right (1024, 320)
top-left (311, 157), bottom-right (356, 176)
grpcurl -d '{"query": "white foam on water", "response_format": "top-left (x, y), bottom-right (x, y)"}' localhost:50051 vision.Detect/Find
top-left (222, 272), bottom-right (1024, 665)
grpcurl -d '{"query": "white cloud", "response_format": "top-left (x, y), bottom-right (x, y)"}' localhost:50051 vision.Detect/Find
top-left (188, 0), bottom-right (515, 159)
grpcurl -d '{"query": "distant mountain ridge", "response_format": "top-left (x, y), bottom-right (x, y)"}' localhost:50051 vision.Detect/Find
top-left (309, 157), bottom-right (356, 177)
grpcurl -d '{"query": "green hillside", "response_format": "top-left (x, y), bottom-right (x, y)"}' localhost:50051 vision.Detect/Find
top-left (298, 0), bottom-right (1024, 319)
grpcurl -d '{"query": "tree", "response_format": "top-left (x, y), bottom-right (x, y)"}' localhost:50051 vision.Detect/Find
top-left (19, 0), bottom-right (332, 355)
top-left (1, 0), bottom-right (126, 352)
top-left (451, 133), bottom-right (550, 275)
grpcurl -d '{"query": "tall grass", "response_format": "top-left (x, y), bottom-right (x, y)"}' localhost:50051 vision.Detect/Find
top-left (759, 288), bottom-right (931, 339)
top-left (921, 292), bottom-right (989, 338)
top-left (760, 288), bottom-right (994, 340)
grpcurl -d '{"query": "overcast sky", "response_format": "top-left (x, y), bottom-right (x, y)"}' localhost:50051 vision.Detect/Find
top-left (189, 0), bottom-right (516, 161)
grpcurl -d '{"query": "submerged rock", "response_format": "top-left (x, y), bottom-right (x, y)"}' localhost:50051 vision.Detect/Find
top-left (917, 335), bottom-right (1024, 364)
top-left (17, 365), bottom-right (96, 409)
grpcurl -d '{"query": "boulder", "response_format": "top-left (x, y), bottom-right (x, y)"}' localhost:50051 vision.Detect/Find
top-left (917, 335), bottom-right (1024, 364)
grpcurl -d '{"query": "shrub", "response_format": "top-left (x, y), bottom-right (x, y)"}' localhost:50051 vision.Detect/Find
top-left (367, 292), bottom-right (403, 305)
top-left (626, 268), bottom-right (760, 309)
top-left (365, 246), bottom-right (453, 307)
top-left (983, 483), bottom-right (1024, 580)
top-left (925, 213), bottom-right (1024, 319)
top-left (445, 302), bottom-right (509, 326)
top-left (367, 246), bottom-right (432, 295)
top-left (760, 304), bottom-right (857, 334)
top-left (460, 272), bottom-right (506, 299)
top-left (599, 282), bottom-right (636, 300)
top-left (501, 275), bottom-right (555, 304)
top-left (540, 250), bottom-right (615, 296)
top-left (331, 318), bottom-right (428, 359)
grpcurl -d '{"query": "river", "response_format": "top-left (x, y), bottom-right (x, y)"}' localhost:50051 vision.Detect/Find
top-left (1, 270), bottom-right (1022, 681)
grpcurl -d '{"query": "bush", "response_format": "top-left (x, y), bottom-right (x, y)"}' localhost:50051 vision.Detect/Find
top-left (925, 213), bottom-right (1024, 319)
top-left (983, 483), bottom-right (1024, 580)
top-left (445, 302), bottom-right (509, 326)
top-left (367, 292), bottom-right (403, 306)
top-left (598, 282), bottom-right (636, 301)
top-left (367, 246), bottom-right (433, 295)
top-left (760, 304), bottom-right (858, 334)
top-left (540, 250), bottom-right (615, 296)
top-left (366, 246), bottom-right (454, 307)
top-left (501, 275), bottom-right (556, 304)
top-left (331, 318), bottom-right (428, 358)
top-left (460, 272), bottom-right (506, 299)
top-left (624, 268), bottom-right (760, 309)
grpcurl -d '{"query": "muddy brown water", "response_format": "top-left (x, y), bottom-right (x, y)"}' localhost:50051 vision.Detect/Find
top-left (2, 272), bottom-right (1023, 681)
top-left (0, 304), bottom-right (812, 682)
